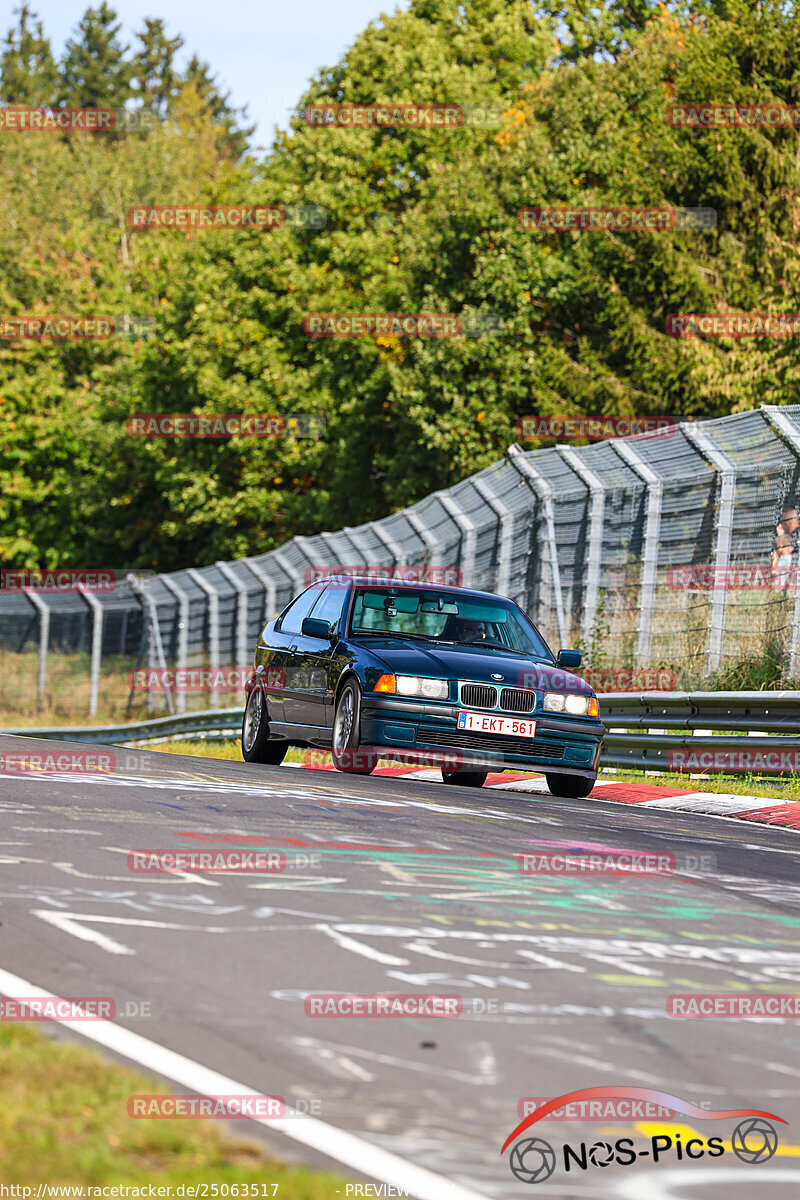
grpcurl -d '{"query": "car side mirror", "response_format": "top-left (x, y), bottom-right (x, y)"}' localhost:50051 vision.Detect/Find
top-left (302, 616), bottom-right (334, 641)
top-left (557, 648), bottom-right (581, 669)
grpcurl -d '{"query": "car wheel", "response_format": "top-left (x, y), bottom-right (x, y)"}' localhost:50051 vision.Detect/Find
top-left (332, 679), bottom-right (377, 774)
top-left (545, 772), bottom-right (594, 799)
top-left (241, 686), bottom-right (287, 764)
top-left (440, 768), bottom-right (488, 788)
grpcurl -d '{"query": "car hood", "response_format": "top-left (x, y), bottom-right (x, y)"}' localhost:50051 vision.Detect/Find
top-left (353, 637), bottom-right (592, 694)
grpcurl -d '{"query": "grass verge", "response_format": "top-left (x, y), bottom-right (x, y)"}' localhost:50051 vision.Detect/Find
top-left (0, 1023), bottom-right (349, 1193)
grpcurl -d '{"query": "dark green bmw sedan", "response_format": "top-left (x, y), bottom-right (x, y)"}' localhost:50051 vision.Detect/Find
top-left (241, 575), bottom-right (604, 796)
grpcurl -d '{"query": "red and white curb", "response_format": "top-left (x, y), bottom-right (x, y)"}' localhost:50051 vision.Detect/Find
top-left (288, 763), bottom-right (800, 831)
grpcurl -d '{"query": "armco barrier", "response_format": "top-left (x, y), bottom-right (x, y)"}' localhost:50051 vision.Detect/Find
top-left (0, 709), bottom-right (242, 746)
top-left (2, 691), bottom-right (800, 775)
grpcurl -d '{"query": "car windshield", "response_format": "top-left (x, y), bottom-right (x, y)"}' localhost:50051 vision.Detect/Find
top-left (348, 587), bottom-right (552, 658)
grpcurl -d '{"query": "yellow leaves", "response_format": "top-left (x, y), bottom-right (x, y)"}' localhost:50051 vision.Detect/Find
top-left (476, 412), bottom-right (486, 422)
top-left (522, 291), bottom-right (531, 302)
top-left (273, 476), bottom-right (283, 484)
top-left (391, 255), bottom-right (399, 263)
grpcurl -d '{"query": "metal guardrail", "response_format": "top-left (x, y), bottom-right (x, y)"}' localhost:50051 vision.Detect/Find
top-left (600, 690), bottom-right (800, 775)
top-left (3, 690), bottom-right (800, 775)
top-left (0, 708), bottom-right (242, 746)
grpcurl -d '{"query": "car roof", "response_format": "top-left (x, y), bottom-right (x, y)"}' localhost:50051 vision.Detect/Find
top-left (318, 575), bottom-right (505, 601)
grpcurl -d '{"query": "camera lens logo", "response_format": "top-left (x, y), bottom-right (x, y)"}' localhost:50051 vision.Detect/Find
top-left (509, 1138), bottom-right (556, 1184)
top-left (588, 1140), bottom-right (614, 1167)
top-left (732, 1118), bottom-right (779, 1164)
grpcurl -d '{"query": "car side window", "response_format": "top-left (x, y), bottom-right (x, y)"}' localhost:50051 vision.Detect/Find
top-left (279, 584), bottom-right (326, 635)
top-left (309, 582), bottom-right (348, 630)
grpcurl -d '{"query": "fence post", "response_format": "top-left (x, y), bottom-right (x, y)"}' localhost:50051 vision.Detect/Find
top-left (610, 439), bottom-right (663, 667)
top-left (369, 521), bottom-right (406, 571)
top-left (160, 576), bottom-right (189, 714)
top-left (761, 405), bottom-right (800, 678)
top-left (556, 447), bottom-right (606, 651)
top-left (341, 525), bottom-right (376, 571)
top-left (128, 575), bottom-right (175, 716)
top-left (23, 589), bottom-right (50, 711)
top-left (243, 558), bottom-right (277, 631)
top-left (471, 477), bottom-right (513, 596)
top-left (683, 424), bottom-right (736, 673)
top-left (406, 510), bottom-right (441, 570)
top-left (271, 549), bottom-right (306, 595)
top-left (76, 584), bottom-right (103, 719)
top-left (437, 493), bottom-right (477, 587)
top-left (216, 561), bottom-right (249, 674)
top-left (505, 444), bottom-right (567, 647)
top-left (186, 569), bottom-right (220, 711)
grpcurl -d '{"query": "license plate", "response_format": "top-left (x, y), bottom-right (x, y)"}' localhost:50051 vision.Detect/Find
top-left (457, 711), bottom-right (537, 738)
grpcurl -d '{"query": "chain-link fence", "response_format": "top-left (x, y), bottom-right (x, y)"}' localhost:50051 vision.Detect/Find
top-left (3, 402), bottom-right (800, 722)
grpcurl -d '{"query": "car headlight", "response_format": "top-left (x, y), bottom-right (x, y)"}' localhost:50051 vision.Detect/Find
top-left (543, 692), bottom-right (599, 717)
top-left (396, 675), bottom-right (449, 700)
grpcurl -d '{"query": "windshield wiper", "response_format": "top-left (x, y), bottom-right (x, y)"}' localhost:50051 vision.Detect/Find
top-left (454, 639), bottom-right (524, 653)
top-left (353, 630), bottom-right (441, 642)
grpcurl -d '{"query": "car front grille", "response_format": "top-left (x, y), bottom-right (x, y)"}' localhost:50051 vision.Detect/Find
top-left (499, 687), bottom-right (536, 713)
top-left (416, 727), bottom-right (564, 760)
top-left (460, 683), bottom-right (498, 709)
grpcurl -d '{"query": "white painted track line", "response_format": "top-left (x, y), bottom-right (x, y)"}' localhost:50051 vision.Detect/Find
top-left (0, 967), bottom-right (492, 1200)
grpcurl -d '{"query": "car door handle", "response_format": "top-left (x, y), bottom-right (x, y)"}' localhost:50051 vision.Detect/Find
top-left (289, 644), bottom-right (298, 652)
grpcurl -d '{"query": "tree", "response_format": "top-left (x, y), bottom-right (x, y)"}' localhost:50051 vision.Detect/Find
top-left (132, 17), bottom-right (183, 117)
top-left (180, 54), bottom-right (254, 160)
top-left (0, 3), bottom-right (58, 104)
top-left (59, 2), bottom-right (132, 108)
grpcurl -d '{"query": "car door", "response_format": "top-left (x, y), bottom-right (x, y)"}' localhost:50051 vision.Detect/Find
top-left (277, 583), bottom-right (327, 728)
top-left (253, 614), bottom-right (295, 724)
top-left (282, 581), bottom-right (350, 730)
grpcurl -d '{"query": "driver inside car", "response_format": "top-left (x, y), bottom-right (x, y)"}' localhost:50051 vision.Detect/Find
top-left (443, 616), bottom-right (491, 643)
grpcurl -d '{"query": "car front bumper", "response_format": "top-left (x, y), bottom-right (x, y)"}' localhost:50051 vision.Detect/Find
top-left (361, 696), bottom-right (604, 779)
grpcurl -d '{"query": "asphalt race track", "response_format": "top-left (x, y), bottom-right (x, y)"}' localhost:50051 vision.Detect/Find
top-left (1, 732), bottom-right (799, 1200)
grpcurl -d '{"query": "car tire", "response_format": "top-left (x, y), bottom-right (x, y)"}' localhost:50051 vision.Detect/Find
top-left (241, 685), bottom-right (287, 765)
top-left (332, 679), bottom-right (377, 774)
top-left (545, 772), bottom-right (594, 799)
top-left (440, 768), bottom-right (488, 788)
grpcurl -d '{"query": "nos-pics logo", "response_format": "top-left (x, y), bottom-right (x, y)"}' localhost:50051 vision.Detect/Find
top-left (501, 1087), bottom-right (784, 1184)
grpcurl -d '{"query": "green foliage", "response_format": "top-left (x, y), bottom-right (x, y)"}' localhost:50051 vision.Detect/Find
top-left (3, 1), bottom-right (800, 571)
top-left (0, 3), bottom-right (58, 104)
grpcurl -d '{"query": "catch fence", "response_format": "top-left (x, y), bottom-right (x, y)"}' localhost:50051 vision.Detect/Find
top-left (2, 403), bottom-right (800, 719)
